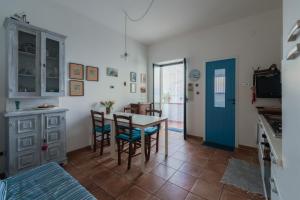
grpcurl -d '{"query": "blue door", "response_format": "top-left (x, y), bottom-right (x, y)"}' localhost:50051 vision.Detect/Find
top-left (205, 58), bottom-right (236, 150)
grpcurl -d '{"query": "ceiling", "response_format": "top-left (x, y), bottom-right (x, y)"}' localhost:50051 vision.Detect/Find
top-left (53, 0), bottom-right (281, 45)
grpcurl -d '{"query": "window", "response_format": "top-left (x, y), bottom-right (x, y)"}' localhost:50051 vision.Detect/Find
top-left (214, 69), bottom-right (226, 108)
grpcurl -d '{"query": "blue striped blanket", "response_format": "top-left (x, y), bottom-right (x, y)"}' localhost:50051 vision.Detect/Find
top-left (4, 162), bottom-right (96, 200)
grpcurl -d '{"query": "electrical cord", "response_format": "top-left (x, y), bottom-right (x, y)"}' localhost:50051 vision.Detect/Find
top-left (122, 0), bottom-right (155, 22)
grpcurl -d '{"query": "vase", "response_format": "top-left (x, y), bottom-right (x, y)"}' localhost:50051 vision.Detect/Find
top-left (106, 107), bottom-right (110, 114)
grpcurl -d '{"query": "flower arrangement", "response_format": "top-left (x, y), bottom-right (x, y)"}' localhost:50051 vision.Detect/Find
top-left (100, 100), bottom-right (115, 114)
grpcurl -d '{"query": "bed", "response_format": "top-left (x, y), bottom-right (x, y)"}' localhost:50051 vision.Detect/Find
top-left (2, 162), bottom-right (96, 200)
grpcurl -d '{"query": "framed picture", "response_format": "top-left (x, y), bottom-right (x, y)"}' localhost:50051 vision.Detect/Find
top-left (140, 86), bottom-right (146, 93)
top-left (86, 66), bottom-right (99, 81)
top-left (130, 72), bottom-right (136, 82)
top-left (69, 63), bottom-right (84, 80)
top-left (69, 80), bottom-right (84, 96)
top-left (130, 83), bottom-right (136, 93)
top-left (140, 73), bottom-right (147, 84)
top-left (106, 67), bottom-right (118, 77)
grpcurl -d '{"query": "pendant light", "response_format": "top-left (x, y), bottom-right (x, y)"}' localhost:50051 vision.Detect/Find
top-left (121, 0), bottom-right (155, 61)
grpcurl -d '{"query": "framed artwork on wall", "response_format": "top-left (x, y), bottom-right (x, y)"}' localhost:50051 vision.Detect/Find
top-left (86, 66), bottom-right (99, 81)
top-left (140, 73), bottom-right (146, 84)
top-left (130, 72), bottom-right (136, 82)
top-left (106, 67), bottom-right (118, 77)
top-left (69, 80), bottom-right (84, 96)
top-left (140, 86), bottom-right (146, 93)
top-left (130, 83), bottom-right (136, 93)
top-left (69, 63), bottom-right (84, 80)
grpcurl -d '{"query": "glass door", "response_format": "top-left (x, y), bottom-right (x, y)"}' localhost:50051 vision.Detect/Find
top-left (17, 28), bottom-right (40, 96)
top-left (153, 59), bottom-right (187, 139)
top-left (41, 32), bottom-right (65, 96)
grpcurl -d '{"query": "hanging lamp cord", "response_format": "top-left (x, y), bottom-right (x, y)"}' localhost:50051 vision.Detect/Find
top-left (122, 0), bottom-right (155, 22)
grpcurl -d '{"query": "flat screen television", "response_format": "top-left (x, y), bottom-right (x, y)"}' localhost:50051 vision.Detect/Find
top-left (255, 73), bottom-right (281, 98)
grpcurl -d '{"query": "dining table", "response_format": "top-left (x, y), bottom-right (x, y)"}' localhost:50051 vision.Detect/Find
top-left (104, 112), bottom-right (168, 172)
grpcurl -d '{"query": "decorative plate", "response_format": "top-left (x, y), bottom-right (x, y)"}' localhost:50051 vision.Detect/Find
top-left (189, 69), bottom-right (200, 81)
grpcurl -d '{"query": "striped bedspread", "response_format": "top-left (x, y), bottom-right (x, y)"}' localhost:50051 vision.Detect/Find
top-left (5, 162), bottom-right (96, 200)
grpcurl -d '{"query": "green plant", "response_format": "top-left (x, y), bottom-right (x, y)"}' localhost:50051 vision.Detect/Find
top-left (100, 100), bottom-right (115, 109)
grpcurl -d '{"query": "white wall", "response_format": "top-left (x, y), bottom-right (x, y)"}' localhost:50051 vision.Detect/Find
top-left (0, 0), bottom-right (147, 172)
top-left (276, 0), bottom-right (300, 199)
top-left (148, 9), bottom-right (282, 147)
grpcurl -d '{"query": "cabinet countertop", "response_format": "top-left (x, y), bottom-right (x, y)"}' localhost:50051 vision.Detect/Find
top-left (4, 107), bottom-right (69, 117)
top-left (259, 114), bottom-right (283, 167)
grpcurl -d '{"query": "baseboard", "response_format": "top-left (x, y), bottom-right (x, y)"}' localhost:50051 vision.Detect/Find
top-left (66, 145), bottom-right (92, 157)
top-left (186, 134), bottom-right (203, 141)
top-left (238, 144), bottom-right (258, 152)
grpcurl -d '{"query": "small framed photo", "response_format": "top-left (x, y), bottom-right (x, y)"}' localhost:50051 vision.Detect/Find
top-left (140, 73), bottom-right (147, 84)
top-left (140, 86), bottom-right (146, 93)
top-left (130, 83), bottom-right (136, 93)
top-left (69, 80), bottom-right (84, 96)
top-left (130, 72), bottom-right (136, 82)
top-left (106, 67), bottom-right (118, 77)
top-left (86, 66), bottom-right (99, 81)
top-left (69, 63), bottom-right (84, 80)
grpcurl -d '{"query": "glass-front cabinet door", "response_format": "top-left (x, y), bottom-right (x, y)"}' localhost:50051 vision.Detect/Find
top-left (16, 27), bottom-right (40, 97)
top-left (41, 32), bottom-right (65, 96)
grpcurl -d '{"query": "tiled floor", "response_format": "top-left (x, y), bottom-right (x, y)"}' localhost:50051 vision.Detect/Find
top-left (64, 131), bottom-right (263, 200)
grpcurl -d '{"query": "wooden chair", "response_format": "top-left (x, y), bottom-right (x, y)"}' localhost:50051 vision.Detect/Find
top-left (144, 109), bottom-right (162, 161)
top-left (124, 107), bottom-right (135, 113)
top-left (91, 110), bottom-right (111, 155)
top-left (113, 114), bottom-right (142, 170)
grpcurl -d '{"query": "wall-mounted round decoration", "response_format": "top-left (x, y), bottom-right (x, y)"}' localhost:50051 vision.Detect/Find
top-left (189, 69), bottom-right (200, 82)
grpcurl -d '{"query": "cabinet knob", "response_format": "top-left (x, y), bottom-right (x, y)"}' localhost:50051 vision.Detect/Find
top-left (43, 64), bottom-right (46, 68)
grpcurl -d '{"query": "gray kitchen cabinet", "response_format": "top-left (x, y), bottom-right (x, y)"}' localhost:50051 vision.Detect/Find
top-left (4, 110), bottom-right (67, 176)
top-left (4, 18), bottom-right (66, 98)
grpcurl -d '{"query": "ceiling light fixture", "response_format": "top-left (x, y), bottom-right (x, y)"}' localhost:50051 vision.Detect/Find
top-left (121, 0), bottom-right (155, 61)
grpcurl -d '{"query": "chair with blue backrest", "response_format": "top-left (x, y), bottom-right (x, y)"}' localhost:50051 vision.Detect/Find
top-left (91, 110), bottom-right (111, 155)
top-left (145, 109), bottom-right (162, 161)
top-left (113, 114), bottom-right (141, 170)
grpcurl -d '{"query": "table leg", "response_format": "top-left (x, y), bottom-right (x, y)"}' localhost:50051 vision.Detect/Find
top-left (140, 127), bottom-right (145, 172)
top-left (165, 120), bottom-right (168, 157)
top-left (110, 120), bottom-right (117, 159)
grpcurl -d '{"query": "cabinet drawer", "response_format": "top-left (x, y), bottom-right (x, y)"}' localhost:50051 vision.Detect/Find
top-left (42, 144), bottom-right (65, 163)
top-left (16, 133), bottom-right (38, 152)
top-left (46, 129), bottom-right (63, 144)
top-left (45, 113), bottom-right (65, 129)
top-left (14, 115), bottom-right (39, 134)
top-left (16, 151), bottom-right (39, 171)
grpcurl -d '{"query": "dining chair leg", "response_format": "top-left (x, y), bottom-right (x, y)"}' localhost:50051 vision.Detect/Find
top-left (117, 139), bottom-right (121, 165)
top-left (144, 136), bottom-right (148, 161)
top-left (156, 132), bottom-right (160, 153)
top-left (100, 133), bottom-right (104, 155)
top-left (133, 142), bottom-right (137, 154)
top-left (93, 133), bottom-right (96, 152)
top-left (128, 142), bottom-right (133, 170)
top-left (107, 134), bottom-right (111, 145)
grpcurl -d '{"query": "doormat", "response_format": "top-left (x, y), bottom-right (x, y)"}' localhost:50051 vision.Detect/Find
top-left (221, 158), bottom-right (264, 195)
top-left (168, 127), bottom-right (183, 133)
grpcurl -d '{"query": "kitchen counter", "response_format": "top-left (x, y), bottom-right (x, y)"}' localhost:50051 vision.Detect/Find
top-left (259, 114), bottom-right (283, 167)
top-left (4, 107), bottom-right (69, 117)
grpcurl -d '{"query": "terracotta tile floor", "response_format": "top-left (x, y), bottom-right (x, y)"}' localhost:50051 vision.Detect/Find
top-left (64, 131), bottom-right (264, 200)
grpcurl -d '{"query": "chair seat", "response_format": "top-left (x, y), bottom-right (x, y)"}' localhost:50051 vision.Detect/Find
top-left (95, 124), bottom-right (111, 133)
top-left (116, 130), bottom-right (141, 142)
top-left (135, 127), bottom-right (158, 135)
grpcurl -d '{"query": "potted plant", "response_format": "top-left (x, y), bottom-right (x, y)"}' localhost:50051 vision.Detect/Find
top-left (100, 100), bottom-right (115, 114)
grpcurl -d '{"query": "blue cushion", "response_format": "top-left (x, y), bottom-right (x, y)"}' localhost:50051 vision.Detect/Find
top-left (116, 130), bottom-right (141, 142)
top-left (135, 127), bottom-right (158, 135)
top-left (0, 181), bottom-right (6, 200)
top-left (95, 124), bottom-right (111, 133)
top-left (145, 127), bottom-right (158, 135)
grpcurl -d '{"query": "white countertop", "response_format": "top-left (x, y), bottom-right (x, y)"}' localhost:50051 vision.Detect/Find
top-left (259, 114), bottom-right (283, 167)
top-left (4, 107), bottom-right (69, 117)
